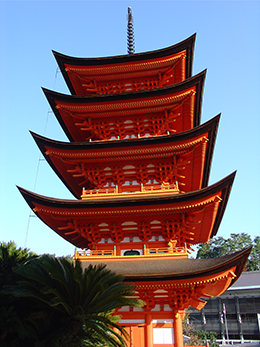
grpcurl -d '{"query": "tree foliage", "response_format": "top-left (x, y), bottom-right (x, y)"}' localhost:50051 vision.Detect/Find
top-left (0, 241), bottom-right (37, 347)
top-left (0, 243), bottom-right (143, 347)
top-left (194, 330), bottom-right (218, 347)
top-left (196, 233), bottom-right (259, 271)
top-left (0, 241), bottom-right (36, 287)
top-left (182, 311), bottom-right (204, 346)
top-left (182, 311), bottom-right (218, 347)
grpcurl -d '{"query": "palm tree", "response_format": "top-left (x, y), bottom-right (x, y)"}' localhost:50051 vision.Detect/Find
top-left (0, 241), bottom-right (35, 287)
top-left (0, 241), bottom-right (36, 347)
top-left (1, 254), bottom-right (142, 346)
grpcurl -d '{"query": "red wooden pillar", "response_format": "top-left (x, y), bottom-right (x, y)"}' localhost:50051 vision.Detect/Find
top-left (145, 312), bottom-right (153, 347)
top-left (173, 311), bottom-right (184, 347)
top-left (115, 243), bottom-right (121, 256)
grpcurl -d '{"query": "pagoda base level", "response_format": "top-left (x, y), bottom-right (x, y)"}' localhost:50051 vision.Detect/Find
top-left (119, 329), bottom-right (208, 347)
top-left (118, 314), bottom-right (206, 347)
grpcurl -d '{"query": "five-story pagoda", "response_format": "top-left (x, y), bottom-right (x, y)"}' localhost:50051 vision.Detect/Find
top-left (19, 8), bottom-right (251, 347)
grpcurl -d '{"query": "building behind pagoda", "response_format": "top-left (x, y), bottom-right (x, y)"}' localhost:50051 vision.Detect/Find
top-left (190, 271), bottom-right (260, 342)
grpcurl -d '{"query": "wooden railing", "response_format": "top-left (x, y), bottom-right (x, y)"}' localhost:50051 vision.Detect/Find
top-left (144, 245), bottom-right (188, 255)
top-left (75, 248), bottom-right (116, 258)
top-left (81, 182), bottom-right (179, 198)
top-left (74, 244), bottom-right (190, 258)
top-left (82, 187), bottom-right (118, 195)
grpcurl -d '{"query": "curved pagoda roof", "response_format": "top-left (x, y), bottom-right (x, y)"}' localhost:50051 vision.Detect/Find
top-left (78, 247), bottom-right (251, 311)
top-left (31, 115), bottom-right (220, 199)
top-left (53, 34), bottom-right (196, 95)
top-left (18, 172), bottom-right (235, 249)
top-left (98, 247), bottom-right (251, 283)
top-left (44, 70), bottom-right (205, 142)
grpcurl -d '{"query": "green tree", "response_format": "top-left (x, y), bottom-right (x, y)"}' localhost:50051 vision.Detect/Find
top-left (0, 241), bottom-right (36, 287)
top-left (194, 330), bottom-right (218, 347)
top-left (182, 310), bottom-right (204, 346)
top-left (247, 236), bottom-right (260, 271)
top-left (1, 253), bottom-right (143, 347)
top-left (0, 241), bottom-right (36, 346)
top-left (182, 311), bottom-right (220, 347)
top-left (196, 233), bottom-right (259, 271)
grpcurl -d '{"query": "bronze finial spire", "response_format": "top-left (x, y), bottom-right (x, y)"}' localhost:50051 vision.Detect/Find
top-left (127, 7), bottom-right (135, 54)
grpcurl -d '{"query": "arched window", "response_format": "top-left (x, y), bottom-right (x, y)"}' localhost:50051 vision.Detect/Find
top-left (123, 249), bottom-right (140, 256)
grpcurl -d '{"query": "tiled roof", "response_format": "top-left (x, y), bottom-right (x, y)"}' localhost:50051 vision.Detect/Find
top-left (80, 247), bottom-right (251, 285)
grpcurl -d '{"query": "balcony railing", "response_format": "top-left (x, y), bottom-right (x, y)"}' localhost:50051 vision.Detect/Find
top-left (144, 245), bottom-right (189, 255)
top-left (81, 182), bottom-right (180, 199)
top-left (74, 244), bottom-right (190, 259)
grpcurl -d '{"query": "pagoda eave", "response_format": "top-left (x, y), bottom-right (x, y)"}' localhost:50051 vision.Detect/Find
top-left (79, 247), bottom-right (251, 286)
top-left (43, 69), bottom-right (205, 105)
top-left (53, 34), bottom-right (196, 95)
top-left (18, 172), bottom-right (235, 248)
top-left (31, 114), bottom-right (219, 199)
top-left (18, 172), bottom-right (235, 209)
top-left (43, 70), bottom-right (205, 142)
top-left (78, 247), bottom-right (251, 312)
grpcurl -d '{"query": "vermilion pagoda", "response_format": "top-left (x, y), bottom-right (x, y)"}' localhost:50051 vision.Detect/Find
top-left (19, 10), bottom-right (250, 347)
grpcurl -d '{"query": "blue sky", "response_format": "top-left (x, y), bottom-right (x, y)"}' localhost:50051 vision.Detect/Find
top-left (0, 1), bottom-right (259, 256)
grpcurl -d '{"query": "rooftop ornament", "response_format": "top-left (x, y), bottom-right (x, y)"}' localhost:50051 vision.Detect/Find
top-left (127, 7), bottom-right (135, 54)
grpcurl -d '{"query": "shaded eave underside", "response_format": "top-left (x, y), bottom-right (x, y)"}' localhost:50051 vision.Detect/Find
top-left (18, 171), bottom-right (235, 240)
top-left (80, 247), bottom-right (251, 288)
top-left (43, 70), bottom-right (206, 142)
top-left (53, 34), bottom-right (196, 95)
top-left (31, 114), bottom-right (220, 198)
